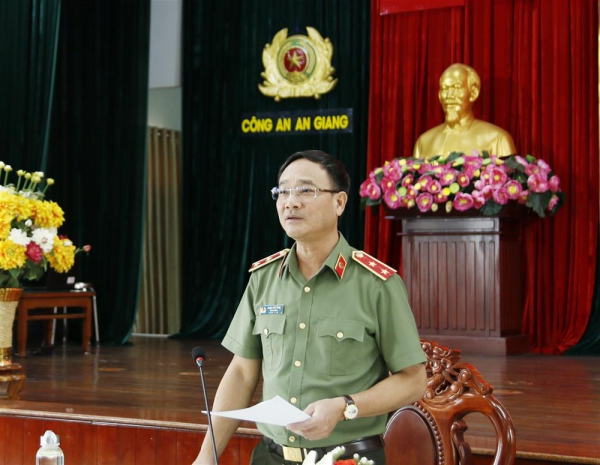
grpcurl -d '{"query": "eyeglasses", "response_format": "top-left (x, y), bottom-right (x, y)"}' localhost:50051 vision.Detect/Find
top-left (271, 186), bottom-right (340, 201)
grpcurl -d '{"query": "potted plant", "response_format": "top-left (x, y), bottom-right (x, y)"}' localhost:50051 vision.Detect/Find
top-left (0, 162), bottom-right (89, 366)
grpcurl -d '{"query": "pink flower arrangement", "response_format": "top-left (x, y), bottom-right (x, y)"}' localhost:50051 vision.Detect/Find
top-left (360, 152), bottom-right (565, 218)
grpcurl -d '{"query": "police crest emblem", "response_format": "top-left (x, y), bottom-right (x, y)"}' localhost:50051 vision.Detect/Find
top-left (258, 27), bottom-right (338, 101)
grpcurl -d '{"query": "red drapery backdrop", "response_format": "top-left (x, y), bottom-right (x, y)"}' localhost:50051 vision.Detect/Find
top-left (365, 0), bottom-right (599, 354)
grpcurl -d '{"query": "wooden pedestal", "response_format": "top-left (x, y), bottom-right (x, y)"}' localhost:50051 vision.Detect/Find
top-left (0, 363), bottom-right (25, 400)
top-left (386, 209), bottom-right (529, 355)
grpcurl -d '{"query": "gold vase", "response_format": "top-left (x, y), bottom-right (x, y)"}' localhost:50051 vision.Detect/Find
top-left (0, 288), bottom-right (22, 366)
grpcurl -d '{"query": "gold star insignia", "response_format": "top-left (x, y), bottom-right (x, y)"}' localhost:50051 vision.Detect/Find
top-left (288, 52), bottom-right (303, 70)
top-left (381, 269), bottom-right (390, 275)
top-left (369, 261), bottom-right (376, 267)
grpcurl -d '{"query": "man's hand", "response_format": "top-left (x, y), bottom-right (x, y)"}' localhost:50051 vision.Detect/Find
top-left (287, 397), bottom-right (345, 441)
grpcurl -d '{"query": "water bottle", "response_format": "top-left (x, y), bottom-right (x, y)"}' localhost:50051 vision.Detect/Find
top-left (36, 430), bottom-right (64, 465)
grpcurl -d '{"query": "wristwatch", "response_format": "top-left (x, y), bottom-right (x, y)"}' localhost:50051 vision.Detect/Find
top-left (342, 395), bottom-right (358, 420)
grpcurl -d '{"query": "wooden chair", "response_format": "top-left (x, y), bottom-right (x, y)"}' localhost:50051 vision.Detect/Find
top-left (384, 340), bottom-right (516, 465)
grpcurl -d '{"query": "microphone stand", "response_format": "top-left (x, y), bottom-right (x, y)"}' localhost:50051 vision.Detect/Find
top-left (196, 357), bottom-right (219, 465)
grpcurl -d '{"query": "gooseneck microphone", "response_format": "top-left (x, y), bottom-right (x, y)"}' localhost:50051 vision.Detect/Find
top-left (192, 346), bottom-right (219, 465)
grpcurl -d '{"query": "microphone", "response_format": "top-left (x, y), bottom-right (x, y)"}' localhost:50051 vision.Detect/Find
top-left (192, 347), bottom-right (219, 465)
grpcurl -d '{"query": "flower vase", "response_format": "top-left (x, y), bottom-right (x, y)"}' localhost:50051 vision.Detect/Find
top-left (0, 288), bottom-right (25, 399)
top-left (0, 288), bottom-right (22, 366)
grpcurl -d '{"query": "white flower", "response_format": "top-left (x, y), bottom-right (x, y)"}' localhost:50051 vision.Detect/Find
top-left (31, 228), bottom-right (55, 253)
top-left (63, 239), bottom-right (72, 246)
top-left (8, 228), bottom-right (30, 246)
top-left (25, 219), bottom-right (32, 227)
top-left (302, 446), bottom-right (374, 465)
top-left (0, 185), bottom-right (14, 194)
top-left (18, 190), bottom-right (35, 199)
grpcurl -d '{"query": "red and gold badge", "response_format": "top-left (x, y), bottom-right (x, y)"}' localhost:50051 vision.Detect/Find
top-left (259, 27), bottom-right (337, 101)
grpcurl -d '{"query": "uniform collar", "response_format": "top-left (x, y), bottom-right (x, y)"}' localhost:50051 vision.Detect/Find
top-left (280, 233), bottom-right (353, 282)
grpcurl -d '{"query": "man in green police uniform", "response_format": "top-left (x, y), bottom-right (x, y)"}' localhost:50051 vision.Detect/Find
top-left (194, 151), bottom-right (427, 464)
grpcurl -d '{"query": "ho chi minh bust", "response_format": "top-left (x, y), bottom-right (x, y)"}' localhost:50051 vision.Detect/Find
top-left (413, 63), bottom-right (516, 159)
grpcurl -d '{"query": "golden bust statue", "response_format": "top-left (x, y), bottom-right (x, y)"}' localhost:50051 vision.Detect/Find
top-left (413, 63), bottom-right (516, 159)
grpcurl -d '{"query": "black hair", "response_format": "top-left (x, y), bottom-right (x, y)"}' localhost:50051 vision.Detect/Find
top-left (277, 150), bottom-right (350, 195)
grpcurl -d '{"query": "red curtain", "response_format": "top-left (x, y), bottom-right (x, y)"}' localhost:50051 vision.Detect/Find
top-left (365, 0), bottom-right (599, 354)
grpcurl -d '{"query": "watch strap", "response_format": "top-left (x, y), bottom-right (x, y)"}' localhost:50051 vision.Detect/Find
top-left (342, 395), bottom-right (355, 406)
top-left (342, 395), bottom-right (357, 420)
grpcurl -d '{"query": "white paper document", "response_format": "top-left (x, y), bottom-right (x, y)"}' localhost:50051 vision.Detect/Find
top-left (202, 395), bottom-right (311, 426)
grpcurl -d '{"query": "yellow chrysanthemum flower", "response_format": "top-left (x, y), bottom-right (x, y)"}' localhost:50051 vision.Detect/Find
top-left (0, 219), bottom-right (12, 240)
top-left (0, 240), bottom-right (27, 270)
top-left (48, 237), bottom-right (75, 273)
top-left (0, 192), bottom-right (18, 219)
top-left (14, 196), bottom-right (33, 221)
top-left (31, 200), bottom-right (65, 229)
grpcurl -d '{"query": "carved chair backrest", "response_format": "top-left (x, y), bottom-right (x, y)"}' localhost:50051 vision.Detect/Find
top-left (384, 340), bottom-right (516, 465)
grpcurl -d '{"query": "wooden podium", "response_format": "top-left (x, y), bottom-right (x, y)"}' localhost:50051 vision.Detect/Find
top-left (386, 206), bottom-right (530, 355)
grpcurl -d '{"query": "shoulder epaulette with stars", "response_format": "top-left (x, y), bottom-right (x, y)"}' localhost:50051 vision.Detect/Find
top-left (248, 249), bottom-right (290, 273)
top-left (351, 251), bottom-right (396, 281)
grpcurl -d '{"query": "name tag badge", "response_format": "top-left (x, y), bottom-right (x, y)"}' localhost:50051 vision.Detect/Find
top-left (260, 304), bottom-right (284, 315)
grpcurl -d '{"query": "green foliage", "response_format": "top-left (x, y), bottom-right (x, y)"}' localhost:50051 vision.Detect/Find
top-left (549, 191), bottom-right (567, 216)
top-left (504, 157), bottom-right (525, 172)
top-left (526, 191), bottom-right (553, 218)
top-left (445, 152), bottom-right (463, 163)
top-left (365, 197), bottom-right (382, 207)
top-left (480, 200), bottom-right (503, 216)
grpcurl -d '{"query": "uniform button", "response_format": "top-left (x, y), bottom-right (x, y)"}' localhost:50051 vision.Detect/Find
top-left (263, 328), bottom-right (269, 335)
top-left (290, 397), bottom-right (297, 404)
top-left (299, 323), bottom-right (306, 330)
top-left (294, 360), bottom-right (301, 367)
top-left (304, 286), bottom-right (311, 293)
top-left (337, 331), bottom-right (344, 339)
top-left (289, 436), bottom-right (296, 442)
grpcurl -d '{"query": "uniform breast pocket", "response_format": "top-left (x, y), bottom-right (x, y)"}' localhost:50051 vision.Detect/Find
top-left (316, 319), bottom-right (365, 376)
top-left (252, 315), bottom-right (286, 371)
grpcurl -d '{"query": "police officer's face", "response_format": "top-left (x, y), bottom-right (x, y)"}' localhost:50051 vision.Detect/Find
top-left (276, 159), bottom-right (347, 243)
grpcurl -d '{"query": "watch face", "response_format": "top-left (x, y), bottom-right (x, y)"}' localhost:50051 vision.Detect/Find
top-left (344, 404), bottom-right (358, 420)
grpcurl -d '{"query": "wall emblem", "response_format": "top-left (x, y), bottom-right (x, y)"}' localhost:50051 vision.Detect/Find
top-left (259, 27), bottom-right (337, 101)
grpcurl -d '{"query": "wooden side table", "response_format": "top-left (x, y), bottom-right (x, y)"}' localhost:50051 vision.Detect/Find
top-left (16, 291), bottom-right (95, 356)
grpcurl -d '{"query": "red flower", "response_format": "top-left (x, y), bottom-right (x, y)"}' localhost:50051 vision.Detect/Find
top-left (427, 180), bottom-right (442, 194)
top-left (453, 193), bottom-right (474, 211)
top-left (383, 190), bottom-right (402, 209)
top-left (383, 159), bottom-right (402, 181)
top-left (401, 174), bottom-right (414, 187)
top-left (433, 191), bottom-right (448, 203)
top-left (26, 242), bottom-right (44, 264)
top-left (440, 168), bottom-right (458, 186)
top-left (456, 172), bottom-right (471, 187)
top-left (527, 173), bottom-right (549, 193)
top-left (380, 176), bottom-right (396, 194)
top-left (416, 193), bottom-right (434, 212)
top-left (492, 187), bottom-right (510, 205)
top-left (360, 180), bottom-right (381, 200)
